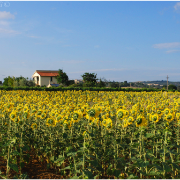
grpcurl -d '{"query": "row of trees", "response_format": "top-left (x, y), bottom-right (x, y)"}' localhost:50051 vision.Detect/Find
top-left (2, 70), bottom-right (106, 88)
top-left (55, 69), bottom-right (106, 87)
top-left (3, 70), bottom-right (178, 90)
top-left (3, 76), bottom-right (35, 87)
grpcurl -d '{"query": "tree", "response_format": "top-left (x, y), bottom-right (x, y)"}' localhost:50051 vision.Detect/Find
top-left (3, 75), bottom-right (35, 87)
top-left (3, 76), bottom-right (14, 86)
top-left (3, 77), bottom-right (9, 86)
top-left (55, 69), bottom-right (69, 86)
top-left (97, 78), bottom-right (106, 88)
top-left (81, 72), bottom-right (98, 87)
top-left (19, 78), bottom-right (27, 86)
top-left (13, 80), bottom-right (19, 87)
top-left (27, 79), bottom-right (35, 87)
top-left (168, 84), bottom-right (177, 90)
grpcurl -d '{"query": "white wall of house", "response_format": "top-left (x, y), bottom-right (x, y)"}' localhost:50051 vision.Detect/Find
top-left (32, 71), bottom-right (58, 87)
top-left (32, 72), bottom-right (41, 85)
top-left (41, 76), bottom-right (58, 86)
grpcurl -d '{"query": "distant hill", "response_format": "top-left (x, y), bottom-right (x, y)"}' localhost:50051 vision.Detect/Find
top-left (141, 80), bottom-right (180, 86)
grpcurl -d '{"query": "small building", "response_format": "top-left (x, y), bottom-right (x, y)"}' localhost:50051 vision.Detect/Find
top-left (74, 79), bottom-right (84, 84)
top-left (32, 70), bottom-right (59, 87)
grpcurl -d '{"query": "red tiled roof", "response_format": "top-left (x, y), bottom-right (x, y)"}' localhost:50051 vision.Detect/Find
top-left (37, 72), bottom-right (59, 77)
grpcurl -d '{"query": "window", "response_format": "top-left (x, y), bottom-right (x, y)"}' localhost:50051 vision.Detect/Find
top-left (50, 77), bottom-right (53, 81)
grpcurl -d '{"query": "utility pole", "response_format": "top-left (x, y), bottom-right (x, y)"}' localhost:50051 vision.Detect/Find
top-left (167, 75), bottom-right (169, 91)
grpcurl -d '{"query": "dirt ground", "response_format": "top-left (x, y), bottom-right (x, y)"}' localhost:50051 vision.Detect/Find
top-left (0, 147), bottom-right (64, 179)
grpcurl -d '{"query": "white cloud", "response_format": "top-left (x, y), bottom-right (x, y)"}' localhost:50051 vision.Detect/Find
top-left (0, 20), bottom-right (9, 26)
top-left (166, 49), bottom-right (180, 53)
top-left (0, 11), bottom-right (15, 19)
top-left (153, 42), bottom-right (180, 49)
top-left (174, 2), bottom-right (180, 10)
top-left (0, 27), bottom-right (20, 35)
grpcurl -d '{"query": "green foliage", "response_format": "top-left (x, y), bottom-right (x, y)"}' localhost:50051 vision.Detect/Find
top-left (3, 76), bottom-right (35, 87)
top-left (19, 78), bottom-right (27, 87)
top-left (109, 81), bottom-right (120, 88)
top-left (97, 79), bottom-right (106, 88)
top-left (168, 84), bottom-right (177, 90)
top-left (55, 69), bottom-right (69, 86)
top-left (81, 72), bottom-right (98, 87)
top-left (3, 76), bottom-right (15, 86)
top-left (0, 86), bottom-right (167, 92)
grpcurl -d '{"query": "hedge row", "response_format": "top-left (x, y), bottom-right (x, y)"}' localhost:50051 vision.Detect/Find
top-left (0, 86), bottom-right (171, 92)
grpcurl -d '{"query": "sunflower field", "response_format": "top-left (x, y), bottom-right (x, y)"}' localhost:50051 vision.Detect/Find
top-left (1, 90), bottom-right (180, 179)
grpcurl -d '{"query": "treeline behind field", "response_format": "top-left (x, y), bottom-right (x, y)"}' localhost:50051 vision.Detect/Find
top-left (0, 86), bottom-right (171, 92)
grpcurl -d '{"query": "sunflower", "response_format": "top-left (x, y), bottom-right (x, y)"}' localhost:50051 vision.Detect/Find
top-left (102, 118), bottom-right (112, 129)
top-left (151, 113), bottom-right (159, 123)
top-left (13, 116), bottom-right (20, 123)
top-left (131, 109), bottom-right (137, 117)
top-left (164, 113), bottom-right (174, 122)
top-left (71, 110), bottom-right (83, 123)
top-left (164, 108), bottom-right (170, 115)
top-left (87, 109), bottom-right (99, 118)
top-left (9, 111), bottom-right (16, 121)
top-left (56, 115), bottom-right (63, 123)
top-left (116, 109), bottom-right (125, 120)
top-left (40, 111), bottom-right (47, 119)
top-left (23, 111), bottom-right (30, 119)
top-left (123, 110), bottom-right (129, 117)
top-left (31, 109), bottom-right (37, 116)
top-left (157, 110), bottom-right (162, 118)
top-left (93, 117), bottom-right (101, 126)
top-left (49, 110), bottom-right (56, 117)
top-left (63, 120), bottom-right (72, 129)
top-left (31, 123), bottom-right (37, 130)
top-left (135, 115), bottom-right (147, 127)
top-left (46, 118), bottom-right (56, 127)
top-left (122, 118), bottom-right (129, 128)
top-left (176, 113), bottom-right (180, 121)
top-left (35, 110), bottom-right (43, 119)
top-left (127, 116), bottom-right (134, 125)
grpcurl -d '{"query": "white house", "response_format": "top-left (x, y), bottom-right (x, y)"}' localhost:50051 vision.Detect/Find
top-left (32, 70), bottom-right (59, 87)
top-left (74, 79), bottom-right (84, 84)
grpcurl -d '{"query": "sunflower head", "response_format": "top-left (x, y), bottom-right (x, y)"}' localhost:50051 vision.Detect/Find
top-left (136, 117), bottom-right (142, 125)
top-left (10, 111), bottom-right (16, 121)
top-left (46, 118), bottom-right (56, 127)
top-left (127, 116), bottom-right (134, 124)
top-left (72, 111), bottom-right (82, 122)
top-left (31, 123), bottom-right (37, 130)
top-left (151, 114), bottom-right (159, 123)
top-left (176, 113), bottom-right (180, 120)
top-left (88, 109), bottom-right (96, 117)
top-left (165, 113), bottom-right (174, 122)
top-left (24, 111), bottom-right (30, 119)
top-left (14, 116), bottom-right (20, 123)
top-left (116, 109), bottom-right (124, 120)
top-left (136, 115), bottom-right (147, 127)
top-left (164, 108), bottom-right (170, 115)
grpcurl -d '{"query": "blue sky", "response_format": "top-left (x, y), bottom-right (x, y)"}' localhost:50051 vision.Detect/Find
top-left (1, 1), bottom-right (180, 83)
